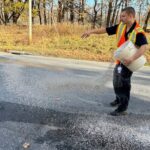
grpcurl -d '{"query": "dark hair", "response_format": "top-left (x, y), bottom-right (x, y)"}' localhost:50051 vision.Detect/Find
top-left (121, 7), bottom-right (135, 17)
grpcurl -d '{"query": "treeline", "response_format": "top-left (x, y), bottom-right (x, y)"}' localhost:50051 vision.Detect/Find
top-left (0, 0), bottom-right (150, 31)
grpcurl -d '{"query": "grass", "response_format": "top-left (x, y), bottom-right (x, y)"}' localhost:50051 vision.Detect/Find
top-left (0, 23), bottom-right (150, 63)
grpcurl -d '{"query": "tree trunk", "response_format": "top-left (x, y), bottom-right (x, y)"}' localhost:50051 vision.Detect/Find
top-left (106, 0), bottom-right (113, 27)
top-left (57, 0), bottom-right (63, 22)
top-left (32, 0), bottom-right (35, 24)
top-left (114, 0), bottom-right (122, 24)
top-left (43, 0), bottom-right (47, 24)
top-left (50, 0), bottom-right (53, 25)
top-left (81, 0), bottom-right (84, 24)
top-left (37, 0), bottom-right (42, 24)
top-left (78, 0), bottom-right (81, 23)
top-left (138, 4), bottom-right (142, 25)
top-left (62, 7), bottom-right (65, 21)
top-left (92, 0), bottom-right (98, 28)
top-left (111, 0), bottom-right (118, 26)
top-left (143, 9), bottom-right (150, 31)
top-left (99, 0), bottom-right (103, 27)
top-left (3, 0), bottom-right (9, 24)
top-left (12, 13), bottom-right (20, 24)
top-left (78, 0), bottom-right (84, 24)
top-left (121, 0), bottom-right (124, 10)
top-left (70, 0), bottom-right (74, 23)
top-left (125, 0), bottom-right (128, 7)
top-left (0, 2), bottom-right (4, 24)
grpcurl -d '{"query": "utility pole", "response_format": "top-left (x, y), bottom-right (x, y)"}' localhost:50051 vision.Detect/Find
top-left (29, 0), bottom-right (32, 44)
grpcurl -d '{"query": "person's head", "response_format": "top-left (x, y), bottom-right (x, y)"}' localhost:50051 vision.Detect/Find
top-left (120, 7), bottom-right (135, 24)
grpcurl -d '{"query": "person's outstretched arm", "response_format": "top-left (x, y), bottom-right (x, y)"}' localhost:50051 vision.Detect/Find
top-left (81, 27), bottom-right (106, 38)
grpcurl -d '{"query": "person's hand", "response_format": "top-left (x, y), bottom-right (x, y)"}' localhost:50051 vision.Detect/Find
top-left (122, 57), bottom-right (133, 66)
top-left (81, 31), bottom-right (91, 38)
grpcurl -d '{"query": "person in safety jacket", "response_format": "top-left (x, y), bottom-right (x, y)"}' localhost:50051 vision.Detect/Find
top-left (81, 7), bottom-right (148, 116)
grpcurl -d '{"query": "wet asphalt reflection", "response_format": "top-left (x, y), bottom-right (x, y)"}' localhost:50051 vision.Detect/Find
top-left (0, 55), bottom-right (150, 150)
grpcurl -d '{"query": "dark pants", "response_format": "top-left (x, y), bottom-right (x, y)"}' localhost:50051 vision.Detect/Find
top-left (113, 63), bottom-right (133, 111)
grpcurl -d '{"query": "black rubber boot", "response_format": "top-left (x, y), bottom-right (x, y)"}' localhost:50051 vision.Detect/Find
top-left (110, 100), bottom-right (120, 107)
top-left (109, 109), bottom-right (127, 116)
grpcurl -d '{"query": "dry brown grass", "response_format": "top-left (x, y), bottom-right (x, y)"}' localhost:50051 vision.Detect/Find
top-left (0, 23), bottom-right (150, 63)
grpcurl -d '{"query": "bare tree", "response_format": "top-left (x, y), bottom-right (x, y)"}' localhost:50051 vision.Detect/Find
top-left (111, 0), bottom-right (118, 26)
top-left (78, 0), bottom-right (84, 24)
top-left (99, 0), bottom-right (103, 27)
top-left (124, 0), bottom-right (130, 7)
top-left (0, 0), bottom-right (5, 24)
top-left (92, 0), bottom-right (98, 28)
top-left (50, 0), bottom-right (54, 25)
top-left (143, 7), bottom-right (150, 31)
top-left (114, 0), bottom-right (122, 24)
top-left (57, 0), bottom-right (63, 22)
top-left (3, 0), bottom-right (10, 24)
top-left (70, 0), bottom-right (74, 23)
top-left (43, 0), bottom-right (47, 24)
top-left (37, 0), bottom-right (42, 24)
top-left (32, 0), bottom-right (36, 24)
top-left (138, 1), bottom-right (143, 24)
top-left (106, 0), bottom-right (113, 27)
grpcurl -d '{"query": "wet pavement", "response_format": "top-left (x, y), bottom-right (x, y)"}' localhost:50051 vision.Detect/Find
top-left (0, 52), bottom-right (150, 150)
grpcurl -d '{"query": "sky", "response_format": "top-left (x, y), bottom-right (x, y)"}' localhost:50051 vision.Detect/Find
top-left (86, 0), bottom-right (94, 6)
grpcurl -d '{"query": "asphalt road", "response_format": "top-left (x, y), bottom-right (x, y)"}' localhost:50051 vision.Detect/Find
top-left (0, 52), bottom-right (150, 150)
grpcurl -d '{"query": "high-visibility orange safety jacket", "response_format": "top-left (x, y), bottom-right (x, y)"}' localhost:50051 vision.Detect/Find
top-left (115, 21), bottom-right (145, 64)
